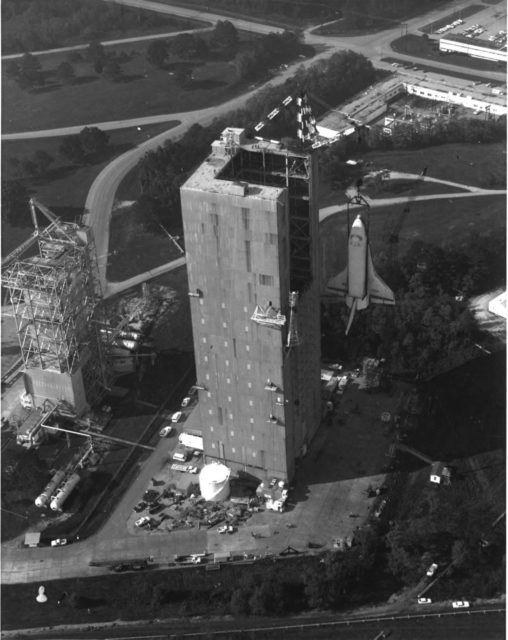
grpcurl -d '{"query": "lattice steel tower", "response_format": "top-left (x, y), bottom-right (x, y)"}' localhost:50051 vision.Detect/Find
top-left (2, 199), bottom-right (109, 414)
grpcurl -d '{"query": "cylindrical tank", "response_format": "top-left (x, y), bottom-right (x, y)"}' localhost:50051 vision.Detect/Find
top-left (49, 473), bottom-right (80, 511)
top-left (35, 470), bottom-right (66, 507)
top-left (199, 463), bottom-right (231, 502)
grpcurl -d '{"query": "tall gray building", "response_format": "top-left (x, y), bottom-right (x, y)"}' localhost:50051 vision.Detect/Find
top-left (181, 127), bottom-right (321, 481)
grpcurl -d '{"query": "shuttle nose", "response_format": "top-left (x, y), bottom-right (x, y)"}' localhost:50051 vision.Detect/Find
top-left (352, 215), bottom-right (364, 229)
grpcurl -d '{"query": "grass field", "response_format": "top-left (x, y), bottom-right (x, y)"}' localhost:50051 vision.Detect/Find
top-left (320, 194), bottom-right (506, 282)
top-left (1, 122), bottom-right (179, 256)
top-left (107, 202), bottom-right (184, 282)
top-left (2, 30), bottom-right (310, 133)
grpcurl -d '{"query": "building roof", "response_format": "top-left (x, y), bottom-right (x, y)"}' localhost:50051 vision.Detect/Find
top-left (24, 532), bottom-right (41, 545)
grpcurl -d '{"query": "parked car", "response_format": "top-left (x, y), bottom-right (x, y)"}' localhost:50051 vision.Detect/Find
top-left (51, 538), bottom-right (67, 547)
top-left (418, 597), bottom-right (432, 604)
top-left (181, 397), bottom-right (191, 407)
top-left (452, 600), bottom-right (470, 608)
top-left (135, 516), bottom-right (151, 528)
top-left (171, 411), bottom-right (183, 423)
top-left (426, 563), bottom-right (438, 577)
top-left (217, 525), bottom-right (228, 534)
top-left (133, 501), bottom-right (147, 513)
top-left (159, 425), bottom-right (174, 437)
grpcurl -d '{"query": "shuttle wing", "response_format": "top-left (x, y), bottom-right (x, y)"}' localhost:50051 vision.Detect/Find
top-left (326, 266), bottom-right (348, 297)
top-left (367, 252), bottom-right (395, 305)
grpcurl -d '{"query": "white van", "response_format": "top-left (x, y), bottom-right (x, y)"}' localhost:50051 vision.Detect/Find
top-left (172, 446), bottom-right (190, 462)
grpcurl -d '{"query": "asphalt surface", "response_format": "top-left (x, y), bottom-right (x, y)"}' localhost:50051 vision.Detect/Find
top-left (3, 607), bottom-right (505, 639)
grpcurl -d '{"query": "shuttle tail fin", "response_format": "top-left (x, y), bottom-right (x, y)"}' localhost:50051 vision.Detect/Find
top-left (345, 298), bottom-right (358, 336)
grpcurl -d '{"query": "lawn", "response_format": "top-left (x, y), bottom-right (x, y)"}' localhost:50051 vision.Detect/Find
top-left (391, 34), bottom-right (505, 72)
top-left (1, 122), bottom-right (179, 256)
top-left (320, 193), bottom-right (506, 282)
top-left (106, 202), bottom-right (184, 282)
top-left (2, 30), bottom-right (311, 133)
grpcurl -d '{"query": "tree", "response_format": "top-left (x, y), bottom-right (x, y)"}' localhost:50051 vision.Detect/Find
top-left (1, 180), bottom-right (30, 227)
top-left (5, 60), bottom-right (20, 79)
top-left (103, 59), bottom-right (121, 81)
top-left (87, 41), bottom-right (106, 66)
top-left (211, 20), bottom-right (238, 51)
top-left (79, 127), bottom-right (109, 156)
top-left (59, 136), bottom-right (85, 164)
top-left (147, 40), bottom-right (168, 68)
top-left (21, 159), bottom-right (38, 177)
top-left (33, 150), bottom-right (55, 176)
top-left (56, 61), bottom-right (75, 84)
top-left (18, 52), bottom-right (42, 88)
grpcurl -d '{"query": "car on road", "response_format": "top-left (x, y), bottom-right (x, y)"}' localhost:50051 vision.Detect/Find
top-left (159, 425), bottom-right (174, 437)
top-left (133, 501), bottom-right (147, 512)
top-left (418, 597), bottom-right (432, 604)
top-left (51, 538), bottom-right (67, 547)
top-left (135, 516), bottom-right (151, 528)
top-left (426, 562), bottom-right (438, 576)
top-left (452, 600), bottom-right (470, 608)
top-left (181, 397), bottom-right (191, 407)
top-left (171, 411), bottom-right (183, 423)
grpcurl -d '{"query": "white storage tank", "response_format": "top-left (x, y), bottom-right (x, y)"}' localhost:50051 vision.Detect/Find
top-left (49, 472), bottom-right (80, 511)
top-left (35, 470), bottom-right (65, 507)
top-left (199, 463), bottom-right (231, 502)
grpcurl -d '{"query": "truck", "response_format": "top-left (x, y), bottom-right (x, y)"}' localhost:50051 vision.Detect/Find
top-left (178, 431), bottom-right (204, 451)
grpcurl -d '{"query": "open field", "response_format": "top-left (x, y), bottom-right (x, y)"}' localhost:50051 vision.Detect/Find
top-left (1, 122), bottom-right (179, 256)
top-left (107, 203), bottom-right (184, 282)
top-left (2, 32), bottom-right (312, 133)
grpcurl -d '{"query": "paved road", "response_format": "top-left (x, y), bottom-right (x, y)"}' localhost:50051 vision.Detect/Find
top-left (105, 0), bottom-right (285, 35)
top-left (2, 607), bottom-right (505, 639)
top-left (1, 27), bottom-right (213, 61)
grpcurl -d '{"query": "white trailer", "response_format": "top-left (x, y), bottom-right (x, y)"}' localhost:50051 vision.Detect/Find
top-left (178, 431), bottom-right (203, 451)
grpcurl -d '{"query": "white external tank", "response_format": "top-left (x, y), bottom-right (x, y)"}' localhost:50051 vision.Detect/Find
top-left (49, 473), bottom-right (80, 511)
top-left (199, 463), bottom-right (231, 502)
top-left (35, 470), bottom-right (66, 508)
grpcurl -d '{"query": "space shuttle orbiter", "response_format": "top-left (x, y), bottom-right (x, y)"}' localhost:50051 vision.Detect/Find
top-left (327, 214), bottom-right (395, 335)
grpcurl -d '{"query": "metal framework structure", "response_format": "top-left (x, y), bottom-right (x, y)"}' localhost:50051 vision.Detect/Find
top-left (2, 199), bottom-right (109, 408)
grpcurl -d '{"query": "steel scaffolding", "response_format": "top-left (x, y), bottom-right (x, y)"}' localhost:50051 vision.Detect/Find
top-left (2, 199), bottom-right (109, 408)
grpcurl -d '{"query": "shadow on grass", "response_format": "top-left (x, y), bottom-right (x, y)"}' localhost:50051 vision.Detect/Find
top-left (72, 75), bottom-right (99, 86)
top-left (116, 73), bottom-right (146, 83)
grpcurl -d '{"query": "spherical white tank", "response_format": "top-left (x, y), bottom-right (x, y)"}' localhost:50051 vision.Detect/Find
top-left (35, 469), bottom-right (66, 507)
top-left (49, 473), bottom-right (80, 511)
top-left (199, 463), bottom-right (231, 502)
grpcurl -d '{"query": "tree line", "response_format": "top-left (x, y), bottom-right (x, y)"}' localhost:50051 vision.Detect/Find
top-left (1, 0), bottom-right (192, 54)
top-left (5, 43), bottom-right (132, 91)
top-left (2, 127), bottom-right (109, 228)
top-left (321, 231), bottom-right (505, 379)
top-left (136, 50), bottom-right (377, 230)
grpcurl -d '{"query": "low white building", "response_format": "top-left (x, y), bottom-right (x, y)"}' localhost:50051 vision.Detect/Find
top-left (439, 36), bottom-right (507, 63)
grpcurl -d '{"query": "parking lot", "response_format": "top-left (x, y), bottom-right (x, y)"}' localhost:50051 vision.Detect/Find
top-left (124, 371), bottom-right (405, 561)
